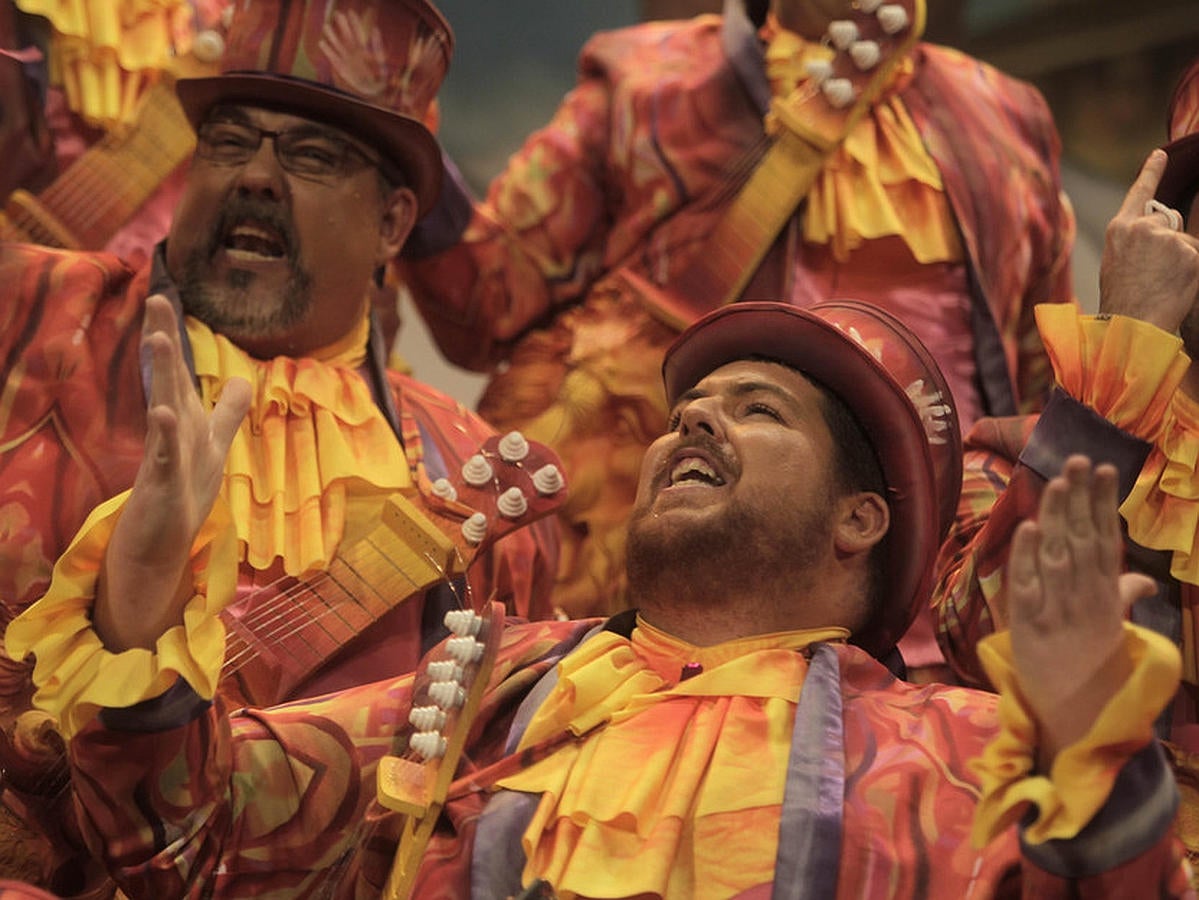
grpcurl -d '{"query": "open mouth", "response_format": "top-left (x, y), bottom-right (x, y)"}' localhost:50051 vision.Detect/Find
top-left (669, 455), bottom-right (726, 487)
top-left (222, 220), bottom-right (288, 260)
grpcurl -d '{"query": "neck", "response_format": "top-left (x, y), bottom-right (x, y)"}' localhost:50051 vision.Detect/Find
top-left (634, 563), bottom-right (865, 647)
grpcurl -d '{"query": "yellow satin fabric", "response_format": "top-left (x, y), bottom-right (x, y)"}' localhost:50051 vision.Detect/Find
top-left (762, 19), bottom-right (962, 265)
top-left (972, 623), bottom-right (1180, 845)
top-left (5, 492), bottom-right (236, 739)
top-left (496, 618), bottom-right (849, 899)
top-left (16, 0), bottom-right (197, 129)
top-left (1036, 304), bottom-right (1199, 679)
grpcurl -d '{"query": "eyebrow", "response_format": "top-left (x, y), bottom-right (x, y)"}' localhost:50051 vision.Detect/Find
top-left (206, 107), bottom-right (350, 143)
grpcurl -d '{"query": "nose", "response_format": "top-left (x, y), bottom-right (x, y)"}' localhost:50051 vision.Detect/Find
top-left (676, 396), bottom-right (721, 438)
top-left (234, 136), bottom-right (287, 200)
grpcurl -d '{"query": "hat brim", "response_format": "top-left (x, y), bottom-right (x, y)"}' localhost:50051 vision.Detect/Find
top-left (175, 74), bottom-right (443, 216)
top-left (662, 301), bottom-right (958, 658)
top-left (1156, 132), bottom-right (1199, 217)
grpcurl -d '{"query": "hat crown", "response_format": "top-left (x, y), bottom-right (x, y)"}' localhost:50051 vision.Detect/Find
top-left (219, 0), bottom-right (451, 124)
top-left (1169, 58), bottom-right (1199, 142)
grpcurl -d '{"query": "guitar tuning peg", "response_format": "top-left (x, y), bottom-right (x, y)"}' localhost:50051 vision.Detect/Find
top-left (822, 78), bottom-right (856, 109)
top-left (858, 0), bottom-right (884, 12)
top-left (444, 609), bottom-right (483, 637)
top-left (826, 20), bottom-right (859, 51)
top-left (427, 660), bottom-right (465, 682)
top-left (410, 731), bottom-right (448, 760)
top-left (498, 430), bottom-right (530, 463)
top-left (461, 512), bottom-right (488, 545)
top-left (461, 454), bottom-right (494, 487)
top-left (446, 636), bottom-right (485, 665)
top-left (804, 59), bottom-right (833, 83)
top-left (431, 477), bottom-right (458, 502)
top-left (192, 29), bottom-right (225, 63)
top-left (877, 4), bottom-right (909, 34)
top-left (409, 705), bottom-right (448, 731)
top-left (428, 680), bottom-right (467, 709)
top-left (497, 486), bottom-right (529, 519)
top-left (532, 464), bottom-right (565, 496)
top-left (849, 40), bottom-right (881, 70)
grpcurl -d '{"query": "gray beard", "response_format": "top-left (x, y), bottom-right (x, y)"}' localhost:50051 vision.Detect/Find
top-left (177, 249), bottom-right (313, 346)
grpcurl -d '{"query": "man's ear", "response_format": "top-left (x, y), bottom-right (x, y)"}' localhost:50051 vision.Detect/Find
top-left (833, 491), bottom-right (889, 555)
top-left (377, 185), bottom-right (418, 264)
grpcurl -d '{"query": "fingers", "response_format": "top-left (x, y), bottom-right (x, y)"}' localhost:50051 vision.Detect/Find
top-left (1116, 149), bottom-right (1168, 220)
top-left (211, 377), bottom-right (251, 455)
top-left (142, 295), bottom-right (189, 411)
top-left (1009, 456), bottom-right (1127, 625)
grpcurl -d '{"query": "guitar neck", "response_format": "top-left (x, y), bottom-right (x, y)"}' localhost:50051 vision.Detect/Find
top-left (0, 81), bottom-right (195, 249)
top-left (221, 491), bottom-right (465, 705)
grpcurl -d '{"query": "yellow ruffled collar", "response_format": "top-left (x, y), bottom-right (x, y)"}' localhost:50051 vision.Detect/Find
top-left (497, 618), bottom-right (847, 897)
top-left (186, 309), bottom-right (412, 576)
top-left (760, 15), bottom-right (961, 265)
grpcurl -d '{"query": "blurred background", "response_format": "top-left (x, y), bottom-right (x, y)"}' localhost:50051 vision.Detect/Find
top-left (402, 0), bottom-right (1199, 403)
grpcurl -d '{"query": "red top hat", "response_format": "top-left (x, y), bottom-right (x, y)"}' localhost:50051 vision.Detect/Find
top-left (661, 300), bottom-right (962, 660)
top-left (175, 0), bottom-right (453, 214)
top-left (1156, 57), bottom-right (1199, 214)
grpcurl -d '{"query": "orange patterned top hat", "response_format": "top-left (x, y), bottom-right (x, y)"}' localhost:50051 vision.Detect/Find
top-left (1156, 56), bottom-right (1199, 215)
top-left (662, 300), bottom-right (962, 660)
top-left (175, 0), bottom-right (453, 214)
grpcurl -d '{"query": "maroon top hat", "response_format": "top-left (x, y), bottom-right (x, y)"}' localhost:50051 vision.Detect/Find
top-left (175, 0), bottom-right (453, 214)
top-left (662, 300), bottom-right (963, 660)
top-left (1156, 57), bottom-right (1199, 215)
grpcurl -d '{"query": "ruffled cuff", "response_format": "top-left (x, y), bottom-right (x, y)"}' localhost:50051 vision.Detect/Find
top-left (4, 491), bottom-right (238, 739)
top-left (1034, 305), bottom-right (1189, 440)
top-left (971, 623), bottom-right (1180, 847)
top-left (1122, 390), bottom-right (1199, 586)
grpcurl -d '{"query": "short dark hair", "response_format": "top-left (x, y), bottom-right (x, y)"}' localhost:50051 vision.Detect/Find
top-left (748, 355), bottom-right (889, 615)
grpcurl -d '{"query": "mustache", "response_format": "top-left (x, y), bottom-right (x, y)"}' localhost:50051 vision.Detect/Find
top-left (207, 196), bottom-right (298, 262)
top-left (654, 432), bottom-right (737, 485)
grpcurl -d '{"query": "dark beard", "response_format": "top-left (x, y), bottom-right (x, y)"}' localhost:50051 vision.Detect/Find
top-left (177, 198), bottom-right (312, 344)
top-left (625, 489), bottom-right (832, 611)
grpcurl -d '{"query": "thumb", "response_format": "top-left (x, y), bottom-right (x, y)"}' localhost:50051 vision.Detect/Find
top-left (1118, 571), bottom-right (1160, 612)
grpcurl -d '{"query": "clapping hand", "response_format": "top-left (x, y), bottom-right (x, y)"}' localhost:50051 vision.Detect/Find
top-left (1007, 456), bottom-right (1157, 768)
top-left (94, 295), bottom-right (251, 652)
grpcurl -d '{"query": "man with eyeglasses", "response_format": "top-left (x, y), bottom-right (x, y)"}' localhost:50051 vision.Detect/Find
top-left (0, 1), bottom-right (560, 892)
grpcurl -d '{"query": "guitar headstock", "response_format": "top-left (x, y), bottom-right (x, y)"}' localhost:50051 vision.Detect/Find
top-left (377, 600), bottom-right (504, 897)
top-left (412, 429), bottom-right (567, 562)
top-left (772, 0), bottom-right (926, 148)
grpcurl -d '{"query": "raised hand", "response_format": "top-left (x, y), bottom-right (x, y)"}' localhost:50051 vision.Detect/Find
top-left (1007, 455), bottom-right (1157, 768)
top-left (1099, 149), bottom-right (1199, 332)
top-left (94, 295), bottom-right (251, 652)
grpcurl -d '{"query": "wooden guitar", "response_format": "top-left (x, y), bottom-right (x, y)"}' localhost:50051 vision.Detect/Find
top-left (220, 430), bottom-right (566, 707)
top-left (0, 79), bottom-right (195, 249)
top-left (0, 430), bottom-right (566, 897)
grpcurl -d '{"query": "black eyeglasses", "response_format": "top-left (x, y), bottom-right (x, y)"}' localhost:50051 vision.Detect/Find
top-left (195, 120), bottom-right (382, 182)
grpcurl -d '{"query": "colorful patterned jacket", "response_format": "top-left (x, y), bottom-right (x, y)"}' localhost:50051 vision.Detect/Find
top-left (0, 242), bottom-right (560, 712)
top-left (62, 612), bottom-right (1188, 899)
